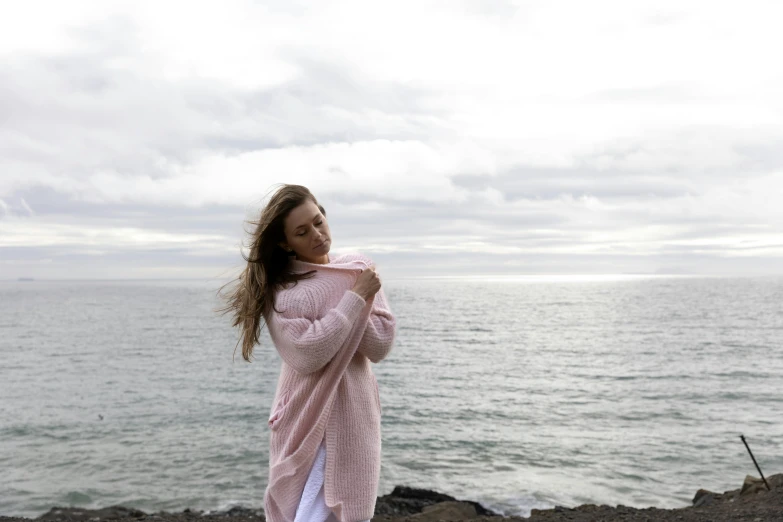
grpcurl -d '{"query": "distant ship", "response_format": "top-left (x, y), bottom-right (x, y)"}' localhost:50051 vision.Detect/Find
top-left (17, 277), bottom-right (35, 282)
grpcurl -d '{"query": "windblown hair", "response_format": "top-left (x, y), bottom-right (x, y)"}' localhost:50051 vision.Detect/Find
top-left (217, 184), bottom-right (324, 362)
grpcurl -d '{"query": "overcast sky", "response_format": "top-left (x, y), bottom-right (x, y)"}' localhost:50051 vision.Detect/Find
top-left (1, 0), bottom-right (782, 280)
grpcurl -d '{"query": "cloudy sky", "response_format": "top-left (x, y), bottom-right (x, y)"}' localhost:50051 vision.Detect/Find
top-left (1, 0), bottom-right (782, 280)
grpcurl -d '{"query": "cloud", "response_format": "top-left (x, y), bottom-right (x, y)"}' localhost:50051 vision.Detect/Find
top-left (19, 198), bottom-right (34, 216)
top-left (1, 0), bottom-right (782, 278)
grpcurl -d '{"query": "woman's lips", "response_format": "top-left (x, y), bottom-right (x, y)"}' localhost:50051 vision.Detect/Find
top-left (315, 240), bottom-right (328, 249)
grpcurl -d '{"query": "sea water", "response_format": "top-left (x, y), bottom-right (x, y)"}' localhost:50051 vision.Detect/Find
top-left (1, 275), bottom-right (781, 518)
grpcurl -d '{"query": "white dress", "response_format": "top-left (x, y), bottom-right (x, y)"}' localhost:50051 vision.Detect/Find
top-left (293, 439), bottom-right (371, 522)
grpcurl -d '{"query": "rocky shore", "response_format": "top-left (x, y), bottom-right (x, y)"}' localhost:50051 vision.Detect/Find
top-left (2, 473), bottom-right (781, 522)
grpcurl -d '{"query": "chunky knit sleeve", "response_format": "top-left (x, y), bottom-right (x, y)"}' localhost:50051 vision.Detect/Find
top-left (357, 286), bottom-right (397, 363)
top-left (269, 288), bottom-right (367, 375)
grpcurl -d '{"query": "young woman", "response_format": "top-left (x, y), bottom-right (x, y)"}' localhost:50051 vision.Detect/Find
top-left (219, 184), bottom-right (397, 522)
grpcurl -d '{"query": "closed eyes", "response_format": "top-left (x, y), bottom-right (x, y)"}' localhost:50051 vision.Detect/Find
top-left (297, 221), bottom-right (323, 236)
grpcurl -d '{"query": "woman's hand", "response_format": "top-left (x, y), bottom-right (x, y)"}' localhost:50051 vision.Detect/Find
top-left (351, 264), bottom-right (381, 301)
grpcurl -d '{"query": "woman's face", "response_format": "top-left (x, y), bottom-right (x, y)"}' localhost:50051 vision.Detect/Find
top-left (280, 200), bottom-right (331, 264)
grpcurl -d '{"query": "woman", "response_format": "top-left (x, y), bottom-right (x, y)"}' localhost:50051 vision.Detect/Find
top-left (219, 184), bottom-right (397, 522)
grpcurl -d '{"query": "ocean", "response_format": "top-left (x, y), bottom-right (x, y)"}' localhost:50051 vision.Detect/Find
top-left (1, 275), bottom-right (782, 518)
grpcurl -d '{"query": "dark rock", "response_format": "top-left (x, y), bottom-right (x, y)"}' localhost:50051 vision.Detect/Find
top-left (410, 501), bottom-right (477, 520)
top-left (692, 488), bottom-right (718, 507)
top-left (36, 506), bottom-right (147, 522)
top-left (201, 505), bottom-right (263, 519)
top-left (388, 486), bottom-right (459, 503)
top-left (373, 486), bottom-right (498, 517)
top-left (374, 487), bottom-right (453, 516)
top-left (224, 507), bottom-right (254, 517)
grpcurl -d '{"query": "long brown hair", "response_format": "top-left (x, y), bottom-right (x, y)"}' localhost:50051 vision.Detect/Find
top-left (217, 184), bottom-right (324, 362)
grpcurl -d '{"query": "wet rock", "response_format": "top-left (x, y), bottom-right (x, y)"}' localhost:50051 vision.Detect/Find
top-left (36, 506), bottom-right (147, 522)
top-left (692, 488), bottom-right (718, 507)
top-left (409, 501), bottom-right (477, 520)
top-left (373, 486), bottom-right (497, 517)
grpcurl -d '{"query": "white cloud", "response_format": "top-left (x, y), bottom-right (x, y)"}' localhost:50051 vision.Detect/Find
top-left (19, 198), bottom-right (34, 216)
top-left (1, 0), bottom-right (782, 278)
top-left (0, 216), bottom-right (232, 251)
top-left (51, 139), bottom-right (499, 206)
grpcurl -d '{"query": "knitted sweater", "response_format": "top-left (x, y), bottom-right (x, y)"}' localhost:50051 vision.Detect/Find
top-left (262, 251), bottom-right (397, 522)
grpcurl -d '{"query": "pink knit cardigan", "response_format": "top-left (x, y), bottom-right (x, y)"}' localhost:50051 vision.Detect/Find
top-left (262, 251), bottom-right (397, 522)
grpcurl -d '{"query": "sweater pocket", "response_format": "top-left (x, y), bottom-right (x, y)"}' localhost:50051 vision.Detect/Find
top-left (267, 389), bottom-right (291, 431)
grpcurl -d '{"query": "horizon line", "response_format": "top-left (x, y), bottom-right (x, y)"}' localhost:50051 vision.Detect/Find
top-left (3, 273), bottom-right (782, 283)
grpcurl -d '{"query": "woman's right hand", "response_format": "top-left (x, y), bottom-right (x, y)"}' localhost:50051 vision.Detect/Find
top-left (352, 264), bottom-right (381, 301)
